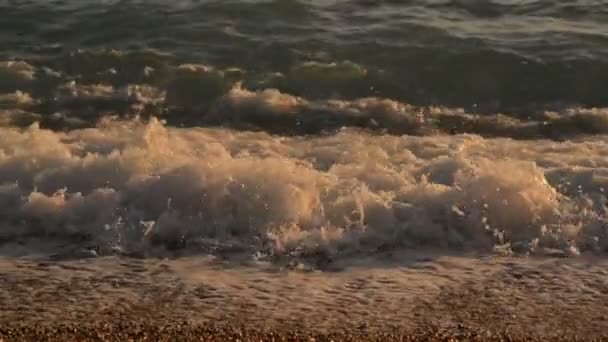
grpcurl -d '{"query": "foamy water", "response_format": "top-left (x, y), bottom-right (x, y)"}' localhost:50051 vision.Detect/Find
top-left (1, 116), bottom-right (606, 261)
top-left (1, 1), bottom-right (607, 263)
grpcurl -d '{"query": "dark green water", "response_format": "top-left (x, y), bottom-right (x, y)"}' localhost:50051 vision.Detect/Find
top-left (1, 0), bottom-right (607, 135)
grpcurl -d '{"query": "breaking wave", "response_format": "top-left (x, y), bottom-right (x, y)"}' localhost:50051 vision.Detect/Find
top-left (0, 118), bottom-right (607, 261)
top-left (1, 57), bottom-right (608, 139)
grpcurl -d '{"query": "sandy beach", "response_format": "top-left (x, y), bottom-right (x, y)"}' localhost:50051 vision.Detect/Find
top-left (1, 252), bottom-right (607, 341)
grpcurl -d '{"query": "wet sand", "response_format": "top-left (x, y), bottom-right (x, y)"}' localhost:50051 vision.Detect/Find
top-left (1, 252), bottom-right (607, 341)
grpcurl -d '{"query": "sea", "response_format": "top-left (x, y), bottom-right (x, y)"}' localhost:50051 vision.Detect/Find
top-left (1, 0), bottom-right (608, 262)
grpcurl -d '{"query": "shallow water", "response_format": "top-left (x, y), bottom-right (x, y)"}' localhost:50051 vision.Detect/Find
top-left (1, 0), bottom-right (607, 261)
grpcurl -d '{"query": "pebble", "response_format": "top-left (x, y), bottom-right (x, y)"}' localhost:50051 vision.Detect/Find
top-left (0, 323), bottom-right (589, 341)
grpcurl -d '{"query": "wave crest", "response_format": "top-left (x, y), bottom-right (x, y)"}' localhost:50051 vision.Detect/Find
top-left (0, 119), bottom-right (606, 260)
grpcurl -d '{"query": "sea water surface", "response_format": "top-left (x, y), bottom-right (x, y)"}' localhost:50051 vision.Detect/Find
top-left (1, 0), bottom-right (608, 262)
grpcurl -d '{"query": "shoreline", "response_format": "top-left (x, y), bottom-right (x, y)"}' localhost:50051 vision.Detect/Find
top-left (1, 254), bottom-right (607, 341)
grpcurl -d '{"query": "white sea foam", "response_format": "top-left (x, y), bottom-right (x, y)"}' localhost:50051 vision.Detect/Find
top-left (0, 118), bottom-right (606, 258)
top-left (56, 82), bottom-right (166, 105)
top-left (0, 61), bottom-right (36, 82)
